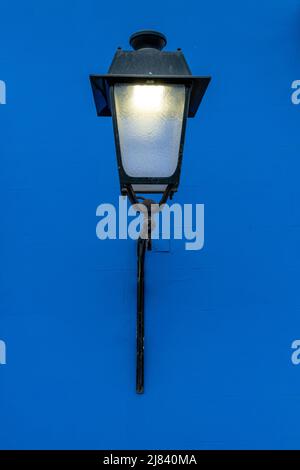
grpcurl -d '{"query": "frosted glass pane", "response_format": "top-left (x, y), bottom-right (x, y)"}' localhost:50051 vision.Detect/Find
top-left (114, 84), bottom-right (185, 178)
top-left (132, 184), bottom-right (168, 193)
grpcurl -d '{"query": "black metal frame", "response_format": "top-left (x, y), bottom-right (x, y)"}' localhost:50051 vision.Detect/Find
top-left (90, 31), bottom-right (211, 195)
top-left (90, 74), bottom-right (211, 118)
top-left (109, 80), bottom-right (191, 195)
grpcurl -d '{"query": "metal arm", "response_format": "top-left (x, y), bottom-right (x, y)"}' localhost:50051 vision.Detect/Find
top-left (136, 237), bottom-right (147, 394)
top-left (127, 184), bottom-right (173, 394)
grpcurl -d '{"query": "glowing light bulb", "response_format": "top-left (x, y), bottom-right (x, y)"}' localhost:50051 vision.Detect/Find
top-left (132, 85), bottom-right (164, 112)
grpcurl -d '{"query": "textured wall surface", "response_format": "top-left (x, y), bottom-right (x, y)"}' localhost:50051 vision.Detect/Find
top-left (0, 0), bottom-right (300, 450)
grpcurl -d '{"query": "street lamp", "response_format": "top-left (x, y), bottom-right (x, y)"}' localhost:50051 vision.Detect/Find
top-left (90, 30), bottom-right (210, 393)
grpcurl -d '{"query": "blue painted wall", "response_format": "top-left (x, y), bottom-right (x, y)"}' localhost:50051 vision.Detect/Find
top-left (1, 0), bottom-right (300, 449)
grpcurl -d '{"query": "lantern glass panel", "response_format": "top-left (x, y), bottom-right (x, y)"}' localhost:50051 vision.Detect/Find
top-left (114, 83), bottom-right (185, 178)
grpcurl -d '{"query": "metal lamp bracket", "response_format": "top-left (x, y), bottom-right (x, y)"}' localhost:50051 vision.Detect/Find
top-left (125, 184), bottom-right (174, 393)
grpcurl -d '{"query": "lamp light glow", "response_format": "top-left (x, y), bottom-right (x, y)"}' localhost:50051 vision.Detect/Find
top-left (132, 84), bottom-right (164, 112)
